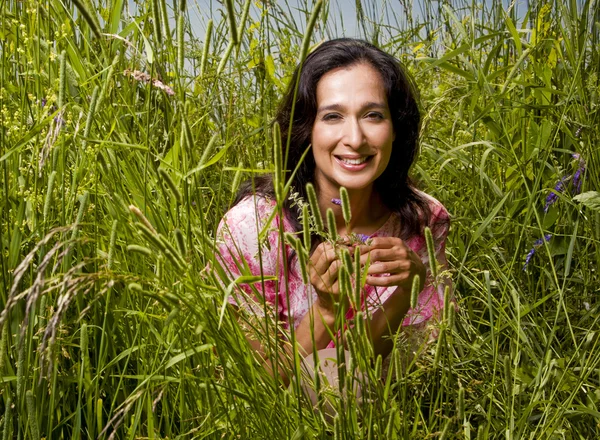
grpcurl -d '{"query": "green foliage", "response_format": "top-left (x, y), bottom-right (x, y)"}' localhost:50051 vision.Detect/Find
top-left (0, 0), bottom-right (599, 438)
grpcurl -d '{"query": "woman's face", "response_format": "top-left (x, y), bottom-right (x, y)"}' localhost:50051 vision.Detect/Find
top-left (311, 62), bottom-right (395, 196)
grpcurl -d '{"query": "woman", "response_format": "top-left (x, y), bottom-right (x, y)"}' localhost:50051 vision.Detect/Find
top-left (215, 38), bottom-right (449, 382)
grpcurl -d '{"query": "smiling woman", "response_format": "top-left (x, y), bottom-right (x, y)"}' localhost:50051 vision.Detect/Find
top-left (215, 38), bottom-right (450, 386)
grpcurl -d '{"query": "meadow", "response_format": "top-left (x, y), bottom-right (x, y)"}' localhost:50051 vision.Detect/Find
top-left (0, 0), bottom-right (599, 438)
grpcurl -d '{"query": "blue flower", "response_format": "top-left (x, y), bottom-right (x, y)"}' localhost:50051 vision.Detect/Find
top-left (356, 234), bottom-right (370, 243)
top-left (331, 198), bottom-right (342, 206)
top-left (523, 234), bottom-right (552, 270)
top-left (544, 177), bottom-right (567, 213)
top-left (572, 155), bottom-right (585, 195)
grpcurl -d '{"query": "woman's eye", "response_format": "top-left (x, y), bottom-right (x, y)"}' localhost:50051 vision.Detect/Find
top-left (322, 113), bottom-right (341, 121)
top-left (366, 112), bottom-right (384, 120)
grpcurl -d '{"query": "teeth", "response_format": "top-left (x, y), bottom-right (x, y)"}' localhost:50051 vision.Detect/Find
top-left (340, 157), bottom-right (368, 165)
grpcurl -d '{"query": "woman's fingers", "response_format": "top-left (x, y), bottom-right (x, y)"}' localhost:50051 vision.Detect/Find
top-left (309, 243), bottom-right (342, 296)
top-left (365, 273), bottom-right (410, 287)
top-left (310, 242), bottom-right (337, 274)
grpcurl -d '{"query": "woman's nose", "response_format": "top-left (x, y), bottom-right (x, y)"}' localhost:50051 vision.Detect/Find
top-left (342, 119), bottom-right (365, 149)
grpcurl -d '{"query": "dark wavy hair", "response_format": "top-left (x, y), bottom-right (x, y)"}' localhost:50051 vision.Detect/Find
top-left (235, 38), bottom-right (431, 242)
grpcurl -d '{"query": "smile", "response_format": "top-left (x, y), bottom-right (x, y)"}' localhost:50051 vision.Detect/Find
top-left (340, 157), bottom-right (367, 165)
top-left (334, 155), bottom-right (373, 170)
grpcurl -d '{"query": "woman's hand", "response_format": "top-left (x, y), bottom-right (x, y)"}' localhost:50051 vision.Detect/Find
top-left (308, 241), bottom-right (345, 313)
top-left (358, 237), bottom-right (426, 292)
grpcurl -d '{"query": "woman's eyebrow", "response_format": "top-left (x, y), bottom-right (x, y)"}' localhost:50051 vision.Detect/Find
top-left (316, 102), bottom-right (388, 113)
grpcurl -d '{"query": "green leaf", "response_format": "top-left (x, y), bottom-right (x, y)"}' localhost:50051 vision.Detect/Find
top-left (573, 191), bottom-right (600, 211)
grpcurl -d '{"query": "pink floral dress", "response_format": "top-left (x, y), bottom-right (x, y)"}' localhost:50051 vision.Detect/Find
top-left (215, 194), bottom-right (450, 344)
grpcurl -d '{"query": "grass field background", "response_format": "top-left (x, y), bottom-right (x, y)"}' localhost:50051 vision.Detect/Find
top-left (0, 0), bottom-right (599, 437)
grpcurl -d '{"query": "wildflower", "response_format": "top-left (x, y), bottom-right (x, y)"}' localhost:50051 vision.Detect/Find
top-left (544, 177), bottom-right (567, 213)
top-left (572, 154), bottom-right (585, 195)
top-left (331, 198), bottom-right (341, 206)
top-left (123, 69), bottom-right (175, 96)
top-left (543, 153), bottom-right (586, 212)
top-left (152, 79), bottom-right (175, 96)
top-left (356, 233), bottom-right (370, 243)
top-left (523, 234), bottom-right (552, 270)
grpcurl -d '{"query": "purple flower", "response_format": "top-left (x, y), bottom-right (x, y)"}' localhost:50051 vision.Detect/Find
top-left (331, 198), bottom-right (342, 206)
top-left (41, 98), bottom-right (47, 108)
top-left (523, 234), bottom-right (552, 270)
top-left (533, 234), bottom-right (552, 246)
top-left (544, 177), bottom-right (567, 213)
top-left (357, 234), bottom-right (370, 243)
top-left (572, 155), bottom-right (585, 195)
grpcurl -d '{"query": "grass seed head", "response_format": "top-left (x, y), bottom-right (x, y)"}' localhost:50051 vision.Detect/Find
top-left (424, 226), bottom-right (438, 280)
top-left (306, 183), bottom-right (323, 233)
top-left (326, 208), bottom-right (337, 240)
top-left (340, 187), bottom-right (351, 225)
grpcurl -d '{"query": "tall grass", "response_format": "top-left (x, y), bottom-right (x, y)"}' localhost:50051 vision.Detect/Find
top-left (0, 0), bottom-right (599, 438)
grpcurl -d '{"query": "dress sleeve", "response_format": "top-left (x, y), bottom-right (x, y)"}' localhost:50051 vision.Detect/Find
top-left (214, 196), bottom-right (285, 318)
top-left (402, 198), bottom-right (451, 327)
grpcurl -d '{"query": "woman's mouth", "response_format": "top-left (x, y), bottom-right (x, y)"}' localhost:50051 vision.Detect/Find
top-left (334, 155), bottom-right (373, 170)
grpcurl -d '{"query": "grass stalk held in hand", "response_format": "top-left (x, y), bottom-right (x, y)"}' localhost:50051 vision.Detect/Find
top-left (297, 248), bottom-right (309, 284)
top-left (302, 204), bottom-right (311, 250)
top-left (199, 20), bottom-right (213, 79)
top-left (326, 208), bottom-right (337, 240)
top-left (26, 390), bottom-right (40, 440)
top-left (341, 247), bottom-right (353, 275)
top-left (306, 183), bottom-right (323, 233)
top-left (340, 187), bottom-right (351, 226)
top-left (338, 265), bottom-right (350, 296)
top-left (424, 226), bottom-right (438, 280)
top-left (354, 246), bottom-right (361, 307)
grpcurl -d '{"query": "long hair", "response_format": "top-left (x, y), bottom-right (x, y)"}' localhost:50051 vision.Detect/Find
top-left (235, 38), bottom-right (431, 241)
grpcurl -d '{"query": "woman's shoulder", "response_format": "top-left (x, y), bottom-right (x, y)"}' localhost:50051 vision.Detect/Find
top-left (416, 190), bottom-right (450, 224)
top-left (220, 195), bottom-right (278, 227)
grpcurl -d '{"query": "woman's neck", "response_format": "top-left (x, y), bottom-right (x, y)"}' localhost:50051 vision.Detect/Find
top-left (316, 184), bottom-right (391, 236)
